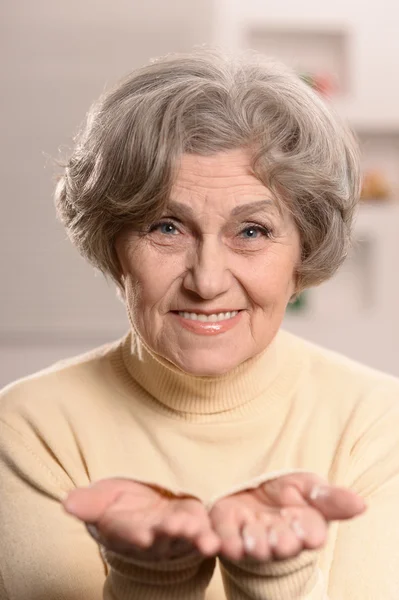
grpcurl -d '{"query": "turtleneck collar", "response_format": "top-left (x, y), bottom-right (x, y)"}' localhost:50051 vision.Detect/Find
top-left (117, 328), bottom-right (303, 419)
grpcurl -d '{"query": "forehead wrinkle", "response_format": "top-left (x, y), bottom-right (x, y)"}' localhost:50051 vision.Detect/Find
top-left (178, 148), bottom-right (253, 175)
top-left (173, 175), bottom-right (264, 191)
top-left (166, 199), bottom-right (276, 220)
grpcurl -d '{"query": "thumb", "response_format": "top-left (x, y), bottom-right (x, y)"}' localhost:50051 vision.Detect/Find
top-left (261, 473), bottom-right (366, 521)
top-left (62, 478), bottom-right (129, 522)
top-left (307, 483), bottom-right (366, 521)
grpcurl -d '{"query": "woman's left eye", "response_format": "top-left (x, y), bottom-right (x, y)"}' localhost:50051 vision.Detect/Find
top-left (240, 225), bottom-right (271, 239)
top-left (149, 221), bottom-right (179, 235)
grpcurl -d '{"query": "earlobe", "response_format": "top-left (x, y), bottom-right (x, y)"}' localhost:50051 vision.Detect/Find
top-left (116, 274), bottom-right (127, 303)
top-left (291, 268), bottom-right (302, 298)
top-left (119, 273), bottom-right (127, 291)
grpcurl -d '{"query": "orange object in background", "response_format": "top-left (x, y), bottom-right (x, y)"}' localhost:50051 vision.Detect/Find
top-left (360, 169), bottom-right (391, 201)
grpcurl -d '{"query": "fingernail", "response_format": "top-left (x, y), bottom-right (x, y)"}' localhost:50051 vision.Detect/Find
top-left (290, 519), bottom-right (305, 539)
top-left (310, 484), bottom-right (329, 501)
top-left (243, 534), bottom-right (256, 552)
top-left (268, 528), bottom-right (278, 547)
top-left (62, 497), bottom-right (77, 513)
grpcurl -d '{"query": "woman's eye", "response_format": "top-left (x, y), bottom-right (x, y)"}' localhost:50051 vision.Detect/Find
top-left (240, 225), bottom-right (271, 239)
top-left (149, 221), bottom-right (179, 235)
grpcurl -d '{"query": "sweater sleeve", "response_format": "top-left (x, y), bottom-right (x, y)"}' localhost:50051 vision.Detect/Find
top-left (325, 385), bottom-right (399, 599)
top-left (0, 418), bottom-right (215, 600)
top-left (218, 551), bottom-right (325, 599)
top-left (102, 548), bottom-right (215, 600)
top-left (0, 419), bottom-right (106, 600)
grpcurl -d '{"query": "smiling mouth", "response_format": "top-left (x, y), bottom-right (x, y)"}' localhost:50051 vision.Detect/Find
top-left (174, 310), bottom-right (241, 322)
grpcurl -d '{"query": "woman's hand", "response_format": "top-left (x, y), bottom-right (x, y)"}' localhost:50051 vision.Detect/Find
top-left (209, 472), bottom-right (366, 562)
top-left (62, 478), bottom-right (220, 561)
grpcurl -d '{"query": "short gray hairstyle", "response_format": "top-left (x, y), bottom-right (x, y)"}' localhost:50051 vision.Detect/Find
top-left (55, 48), bottom-right (361, 290)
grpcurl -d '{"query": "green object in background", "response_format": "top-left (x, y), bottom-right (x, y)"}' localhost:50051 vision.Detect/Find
top-left (300, 73), bottom-right (314, 88)
top-left (287, 291), bottom-right (307, 313)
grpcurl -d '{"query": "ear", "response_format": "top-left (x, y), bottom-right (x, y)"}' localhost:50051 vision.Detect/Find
top-left (118, 272), bottom-right (127, 290)
top-left (293, 261), bottom-right (305, 294)
top-left (287, 269), bottom-right (301, 303)
top-left (116, 281), bottom-right (126, 303)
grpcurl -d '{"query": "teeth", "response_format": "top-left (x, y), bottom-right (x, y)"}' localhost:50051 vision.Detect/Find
top-left (178, 311), bottom-right (239, 322)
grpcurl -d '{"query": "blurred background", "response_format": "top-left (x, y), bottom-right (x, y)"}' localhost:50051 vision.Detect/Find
top-left (1, 0), bottom-right (399, 387)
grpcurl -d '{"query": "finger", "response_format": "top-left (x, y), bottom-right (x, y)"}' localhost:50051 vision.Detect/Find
top-left (194, 527), bottom-right (221, 556)
top-left (307, 484), bottom-right (366, 521)
top-left (62, 479), bottom-right (133, 522)
top-left (157, 511), bottom-right (190, 537)
top-left (211, 508), bottom-right (250, 561)
top-left (260, 479), bottom-right (310, 508)
top-left (241, 521), bottom-right (271, 561)
top-left (158, 511), bottom-right (220, 556)
top-left (268, 515), bottom-right (303, 560)
top-left (261, 474), bottom-right (366, 521)
top-left (281, 506), bottom-right (327, 550)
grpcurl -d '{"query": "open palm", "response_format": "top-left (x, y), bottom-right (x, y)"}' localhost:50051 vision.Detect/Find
top-left (63, 473), bottom-right (365, 564)
top-left (209, 473), bottom-right (366, 561)
top-left (63, 478), bottom-right (220, 560)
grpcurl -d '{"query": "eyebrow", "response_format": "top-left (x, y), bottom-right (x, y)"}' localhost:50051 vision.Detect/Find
top-left (230, 200), bottom-right (275, 218)
top-left (166, 199), bottom-right (275, 219)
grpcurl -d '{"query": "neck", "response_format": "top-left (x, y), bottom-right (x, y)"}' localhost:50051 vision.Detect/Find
top-left (116, 328), bottom-right (304, 421)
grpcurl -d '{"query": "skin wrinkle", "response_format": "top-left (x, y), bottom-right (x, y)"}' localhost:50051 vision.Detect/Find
top-left (116, 149), bottom-right (300, 376)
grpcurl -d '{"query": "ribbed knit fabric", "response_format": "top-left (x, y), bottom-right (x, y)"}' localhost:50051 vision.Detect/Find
top-left (219, 551), bottom-right (320, 599)
top-left (103, 550), bottom-right (216, 600)
top-left (1, 329), bottom-right (399, 599)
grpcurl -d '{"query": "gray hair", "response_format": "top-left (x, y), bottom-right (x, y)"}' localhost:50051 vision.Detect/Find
top-left (55, 48), bottom-right (361, 290)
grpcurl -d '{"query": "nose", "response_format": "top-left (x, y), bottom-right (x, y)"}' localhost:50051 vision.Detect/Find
top-left (182, 235), bottom-right (232, 300)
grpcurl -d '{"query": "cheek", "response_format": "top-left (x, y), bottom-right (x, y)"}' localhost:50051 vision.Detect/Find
top-left (124, 251), bottom-right (183, 310)
top-left (243, 254), bottom-right (297, 307)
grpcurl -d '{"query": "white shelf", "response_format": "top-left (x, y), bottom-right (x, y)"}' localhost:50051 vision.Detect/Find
top-left (246, 25), bottom-right (349, 94)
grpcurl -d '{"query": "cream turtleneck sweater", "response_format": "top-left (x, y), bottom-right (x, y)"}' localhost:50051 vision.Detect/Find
top-left (1, 329), bottom-right (399, 599)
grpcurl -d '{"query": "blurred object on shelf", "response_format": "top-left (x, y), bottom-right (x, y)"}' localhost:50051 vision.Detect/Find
top-left (360, 169), bottom-right (391, 201)
top-left (248, 27), bottom-right (348, 96)
top-left (300, 72), bottom-right (337, 97)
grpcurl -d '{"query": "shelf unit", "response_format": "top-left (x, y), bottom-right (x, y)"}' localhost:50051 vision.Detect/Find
top-left (284, 202), bottom-right (399, 376)
top-left (246, 25), bottom-right (350, 95)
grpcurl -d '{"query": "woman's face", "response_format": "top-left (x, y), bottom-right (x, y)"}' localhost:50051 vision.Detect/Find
top-left (116, 149), bottom-right (301, 376)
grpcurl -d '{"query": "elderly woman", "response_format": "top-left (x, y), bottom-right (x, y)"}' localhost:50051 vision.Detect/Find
top-left (1, 49), bottom-right (399, 600)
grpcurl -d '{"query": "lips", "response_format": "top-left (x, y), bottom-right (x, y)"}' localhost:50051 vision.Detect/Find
top-left (170, 309), bottom-right (243, 335)
top-left (172, 309), bottom-right (243, 315)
